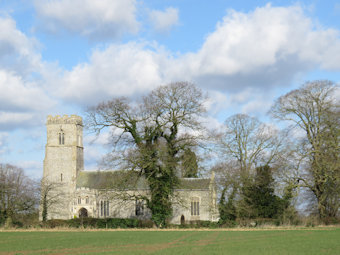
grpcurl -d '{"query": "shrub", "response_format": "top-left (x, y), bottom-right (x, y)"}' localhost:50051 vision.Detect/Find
top-left (322, 217), bottom-right (340, 225)
top-left (219, 220), bottom-right (237, 228)
top-left (138, 219), bottom-right (154, 228)
top-left (176, 220), bottom-right (219, 229)
top-left (43, 219), bottom-right (68, 228)
top-left (46, 218), bottom-right (155, 229)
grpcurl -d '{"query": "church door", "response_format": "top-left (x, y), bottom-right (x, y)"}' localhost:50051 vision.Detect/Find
top-left (180, 215), bottom-right (185, 225)
top-left (79, 208), bottom-right (88, 218)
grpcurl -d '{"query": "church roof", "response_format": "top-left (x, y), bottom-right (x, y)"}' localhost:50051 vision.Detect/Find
top-left (177, 178), bottom-right (211, 190)
top-left (76, 171), bottom-right (211, 190)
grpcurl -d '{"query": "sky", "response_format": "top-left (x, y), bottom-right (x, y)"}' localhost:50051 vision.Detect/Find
top-left (0, 0), bottom-right (339, 179)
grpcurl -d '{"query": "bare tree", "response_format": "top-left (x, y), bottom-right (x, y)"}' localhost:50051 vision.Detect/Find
top-left (86, 82), bottom-right (206, 227)
top-left (39, 177), bottom-right (67, 222)
top-left (214, 114), bottom-right (286, 221)
top-left (0, 164), bottom-right (37, 226)
top-left (270, 80), bottom-right (340, 220)
top-left (217, 114), bottom-right (283, 180)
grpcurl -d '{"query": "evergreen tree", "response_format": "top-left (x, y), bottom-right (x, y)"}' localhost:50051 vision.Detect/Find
top-left (241, 165), bottom-right (282, 218)
top-left (181, 149), bottom-right (198, 178)
top-left (219, 186), bottom-right (237, 224)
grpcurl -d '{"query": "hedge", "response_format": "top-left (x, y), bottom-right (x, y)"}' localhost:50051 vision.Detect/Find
top-left (43, 218), bottom-right (154, 229)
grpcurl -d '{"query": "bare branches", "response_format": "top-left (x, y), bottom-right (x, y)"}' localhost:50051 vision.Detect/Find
top-left (39, 177), bottom-right (68, 222)
top-left (144, 82), bottom-right (206, 130)
top-left (270, 80), bottom-right (337, 140)
top-left (270, 80), bottom-right (340, 219)
top-left (86, 97), bottom-right (143, 145)
top-left (0, 164), bottom-right (37, 224)
top-left (217, 114), bottom-right (283, 176)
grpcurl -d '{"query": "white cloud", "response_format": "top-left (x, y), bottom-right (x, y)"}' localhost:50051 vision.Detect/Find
top-left (84, 132), bottom-right (112, 147)
top-left (83, 131), bottom-right (113, 170)
top-left (220, 88), bottom-right (274, 116)
top-left (16, 160), bottom-right (42, 179)
top-left (0, 70), bottom-right (57, 130)
top-left (333, 86), bottom-right (340, 104)
top-left (230, 88), bottom-right (256, 104)
top-left (0, 70), bottom-right (52, 112)
top-left (0, 15), bottom-right (62, 131)
top-left (0, 16), bottom-right (41, 76)
top-left (34, 0), bottom-right (139, 40)
top-left (49, 4), bottom-right (340, 112)
top-left (149, 7), bottom-right (179, 33)
top-left (174, 4), bottom-right (340, 91)
top-left (201, 115), bottom-right (224, 133)
top-left (241, 96), bottom-right (273, 116)
top-left (84, 146), bottom-right (102, 169)
top-left (203, 90), bottom-right (229, 115)
top-left (56, 42), bottom-right (168, 105)
top-left (0, 132), bottom-right (9, 155)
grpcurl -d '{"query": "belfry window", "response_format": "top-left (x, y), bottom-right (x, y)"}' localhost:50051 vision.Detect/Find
top-left (77, 135), bottom-right (82, 147)
top-left (59, 132), bottom-right (65, 145)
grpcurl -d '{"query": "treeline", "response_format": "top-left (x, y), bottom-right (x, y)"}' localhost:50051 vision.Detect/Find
top-left (215, 80), bottom-right (339, 226)
top-left (0, 164), bottom-right (38, 227)
top-left (0, 80), bottom-right (339, 228)
top-left (218, 165), bottom-right (297, 226)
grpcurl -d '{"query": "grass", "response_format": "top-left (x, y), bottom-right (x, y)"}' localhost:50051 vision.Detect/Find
top-left (0, 227), bottom-right (340, 254)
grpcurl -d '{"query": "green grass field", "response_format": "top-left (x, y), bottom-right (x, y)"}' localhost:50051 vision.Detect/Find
top-left (1, 228), bottom-right (340, 254)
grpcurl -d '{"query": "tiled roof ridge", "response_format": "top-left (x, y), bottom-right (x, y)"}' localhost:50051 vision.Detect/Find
top-left (80, 170), bottom-right (210, 179)
top-left (181, 177), bottom-right (210, 180)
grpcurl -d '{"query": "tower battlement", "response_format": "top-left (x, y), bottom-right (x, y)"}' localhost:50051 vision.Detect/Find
top-left (47, 115), bottom-right (83, 125)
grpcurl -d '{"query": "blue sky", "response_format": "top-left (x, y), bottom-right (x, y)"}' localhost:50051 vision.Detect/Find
top-left (0, 0), bottom-right (339, 179)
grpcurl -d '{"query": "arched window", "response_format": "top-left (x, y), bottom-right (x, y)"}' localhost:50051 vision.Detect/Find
top-left (60, 173), bottom-right (63, 182)
top-left (78, 197), bottom-right (81, 204)
top-left (135, 199), bottom-right (144, 216)
top-left (191, 197), bottom-right (200, 216)
top-left (86, 196), bottom-right (89, 204)
top-left (101, 200), bottom-right (109, 217)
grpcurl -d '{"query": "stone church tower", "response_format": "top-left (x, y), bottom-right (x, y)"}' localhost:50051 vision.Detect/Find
top-left (42, 115), bottom-right (84, 219)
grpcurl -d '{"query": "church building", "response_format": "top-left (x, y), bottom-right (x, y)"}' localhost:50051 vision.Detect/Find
top-left (41, 115), bottom-right (219, 224)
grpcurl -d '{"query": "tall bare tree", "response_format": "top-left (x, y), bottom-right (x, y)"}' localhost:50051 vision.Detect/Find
top-left (86, 82), bottom-right (206, 227)
top-left (0, 164), bottom-right (37, 226)
top-left (215, 114), bottom-right (285, 221)
top-left (218, 114), bottom-right (283, 179)
top-left (270, 80), bottom-right (340, 220)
